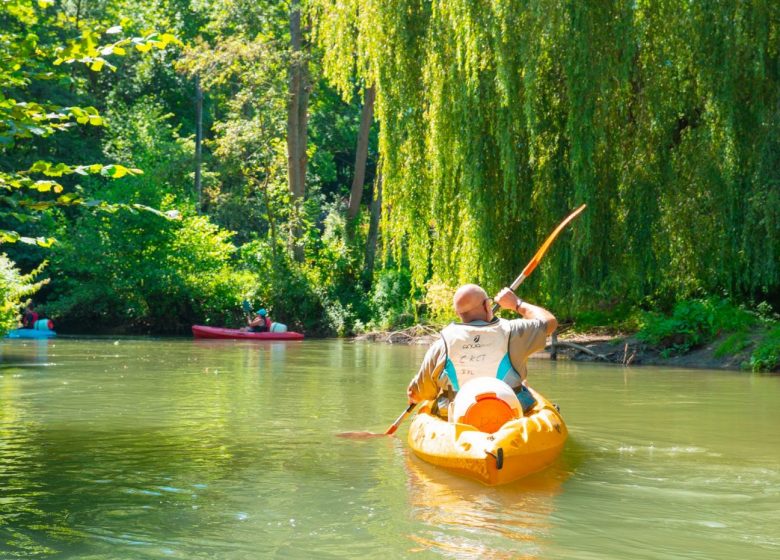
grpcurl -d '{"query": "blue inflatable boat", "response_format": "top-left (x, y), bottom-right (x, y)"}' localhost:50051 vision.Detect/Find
top-left (6, 319), bottom-right (56, 339)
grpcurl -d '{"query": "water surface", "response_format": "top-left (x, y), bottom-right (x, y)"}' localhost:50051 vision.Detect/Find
top-left (1, 338), bottom-right (778, 559)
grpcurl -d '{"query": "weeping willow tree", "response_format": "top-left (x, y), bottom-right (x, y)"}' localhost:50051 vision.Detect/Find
top-left (314, 0), bottom-right (780, 313)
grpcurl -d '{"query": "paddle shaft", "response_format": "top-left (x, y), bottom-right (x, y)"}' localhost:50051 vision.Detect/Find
top-left (384, 403), bottom-right (416, 435)
top-left (242, 299), bottom-right (253, 323)
top-left (491, 204), bottom-right (586, 314)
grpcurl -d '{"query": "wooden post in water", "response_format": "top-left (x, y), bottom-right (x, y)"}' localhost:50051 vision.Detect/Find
top-left (550, 331), bottom-right (558, 361)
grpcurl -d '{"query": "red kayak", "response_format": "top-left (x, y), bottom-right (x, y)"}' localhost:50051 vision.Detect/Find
top-left (192, 325), bottom-right (304, 341)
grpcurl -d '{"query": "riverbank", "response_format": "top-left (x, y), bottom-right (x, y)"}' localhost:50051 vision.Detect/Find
top-left (355, 326), bottom-right (778, 372)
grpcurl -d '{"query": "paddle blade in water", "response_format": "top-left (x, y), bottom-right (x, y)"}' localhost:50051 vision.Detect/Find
top-left (338, 404), bottom-right (416, 439)
top-left (385, 423), bottom-right (401, 436)
top-left (336, 431), bottom-right (386, 439)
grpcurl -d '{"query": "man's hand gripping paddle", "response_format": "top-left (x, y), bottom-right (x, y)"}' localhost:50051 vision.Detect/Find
top-left (337, 204), bottom-right (586, 439)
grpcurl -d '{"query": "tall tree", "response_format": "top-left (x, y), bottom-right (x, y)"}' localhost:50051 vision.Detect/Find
top-left (287, 0), bottom-right (310, 201)
top-left (347, 85), bottom-right (375, 220)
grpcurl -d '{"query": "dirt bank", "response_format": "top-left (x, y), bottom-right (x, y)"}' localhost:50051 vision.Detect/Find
top-left (356, 326), bottom-right (763, 372)
top-left (547, 332), bottom-right (752, 370)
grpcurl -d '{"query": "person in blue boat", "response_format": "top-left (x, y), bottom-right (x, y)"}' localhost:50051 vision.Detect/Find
top-left (247, 308), bottom-right (272, 333)
top-left (22, 302), bottom-right (38, 329)
top-left (406, 283), bottom-right (557, 417)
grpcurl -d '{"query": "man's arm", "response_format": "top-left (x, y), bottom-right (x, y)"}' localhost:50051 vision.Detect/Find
top-left (495, 287), bottom-right (557, 335)
top-left (407, 341), bottom-right (446, 404)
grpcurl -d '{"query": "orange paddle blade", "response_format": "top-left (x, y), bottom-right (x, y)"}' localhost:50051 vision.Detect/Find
top-left (514, 204), bottom-right (586, 287)
top-left (385, 403), bottom-right (416, 435)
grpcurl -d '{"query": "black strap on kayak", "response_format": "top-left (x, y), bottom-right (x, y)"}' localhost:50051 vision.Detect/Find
top-left (485, 448), bottom-right (504, 470)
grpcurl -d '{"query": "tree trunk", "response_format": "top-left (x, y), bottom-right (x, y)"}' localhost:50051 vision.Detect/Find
top-left (363, 171), bottom-right (382, 289)
top-left (348, 85), bottom-right (375, 220)
top-left (194, 75), bottom-right (203, 214)
top-left (287, 0), bottom-right (309, 261)
top-left (287, 0), bottom-right (308, 201)
top-left (257, 170), bottom-right (278, 260)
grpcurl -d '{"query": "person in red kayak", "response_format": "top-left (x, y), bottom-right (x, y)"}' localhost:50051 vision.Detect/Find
top-left (22, 302), bottom-right (39, 329)
top-left (406, 283), bottom-right (557, 417)
top-left (247, 308), bottom-right (272, 332)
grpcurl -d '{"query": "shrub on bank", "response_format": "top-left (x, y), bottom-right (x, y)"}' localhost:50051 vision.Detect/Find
top-left (45, 214), bottom-right (256, 333)
top-left (637, 299), bottom-right (755, 353)
top-left (637, 298), bottom-right (779, 371)
top-left (748, 325), bottom-right (780, 373)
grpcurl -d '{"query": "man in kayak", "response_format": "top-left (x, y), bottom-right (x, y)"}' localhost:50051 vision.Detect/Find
top-left (247, 308), bottom-right (272, 332)
top-left (407, 284), bottom-right (557, 417)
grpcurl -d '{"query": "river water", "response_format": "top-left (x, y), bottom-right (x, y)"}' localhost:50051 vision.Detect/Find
top-left (0, 338), bottom-right (778, 559)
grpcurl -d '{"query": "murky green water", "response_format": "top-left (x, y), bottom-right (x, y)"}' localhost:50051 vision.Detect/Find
top-left (1, 338), bottom-right (778, 559)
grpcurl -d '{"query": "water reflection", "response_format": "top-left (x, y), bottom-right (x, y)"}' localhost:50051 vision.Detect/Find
top-left (0, 339), bottom-right (55, 368)
top-left (404, 452), bottom-right (572, 559)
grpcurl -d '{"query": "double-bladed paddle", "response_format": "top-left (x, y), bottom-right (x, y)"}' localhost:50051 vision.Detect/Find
top-left (338, 204), bottom-right (586, 439)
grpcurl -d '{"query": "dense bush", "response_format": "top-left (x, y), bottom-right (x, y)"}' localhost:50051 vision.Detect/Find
top-left (45, 214), bottom-right (255, 333)
top-left (749, 326), bottom-right (780, 372)
top-left (421, 281), bottom-right (455, 326)
top-left (637, 298), bottom-right (780, 371)
top-left (239, 239), bottom-right (327, 335)
top-left (637, 298), bottom-right (756, 354)
top-left (238, 202), bottom-right (372, 337)
top-left (368, 268), bottom-right (415, 331)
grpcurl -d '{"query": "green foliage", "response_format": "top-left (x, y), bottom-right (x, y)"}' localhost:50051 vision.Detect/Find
top-left (315, 0), bottom-right (780, 313)
top-left (0, 0), bottom-right (180, 246)
top-left (99, 97), bottom-right (193, 206)
top-left (422, 281), bottom-right (455, 326)
top-left (0, 254), bottom-right (47, 335)
top-left (239, 240), bottom-right (325, 334)
top-left (714, 332), bottom-right (752, 359)
top-left (638, 298), bottom-right (757, 355)
top-left (45, 214), bottom-right (255, 333)
top-left (238, 199), bottom-right (375, 337)
top-left (28, 91), bottom-right (251, 333)
top-left (570, 298), bottom-right (642, 333)
top-left (748, 325), bottom-right (780, 372)
top-left (369, 268), bottom-right (415, 331)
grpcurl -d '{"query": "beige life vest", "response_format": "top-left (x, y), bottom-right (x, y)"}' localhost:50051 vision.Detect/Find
top-left (440, 319), bottom-right (521, 391)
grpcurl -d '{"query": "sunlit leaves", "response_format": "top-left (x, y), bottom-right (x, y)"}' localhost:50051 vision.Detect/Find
top-left (0, 0), bottom-right (178, 247)
top-left (318, 0), bottom-right (780, 309)
top-left (0, 229), bottom-right (54, 246)
top-left (53, 30), bottom-right (181, 70)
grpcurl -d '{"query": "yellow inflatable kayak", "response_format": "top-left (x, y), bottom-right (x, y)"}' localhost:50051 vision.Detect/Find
top-left (407, 385), bottom-right (567, 486)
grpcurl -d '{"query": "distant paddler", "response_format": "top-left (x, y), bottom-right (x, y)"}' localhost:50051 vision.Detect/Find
top-left (240, 300), bottom-right (288, 333)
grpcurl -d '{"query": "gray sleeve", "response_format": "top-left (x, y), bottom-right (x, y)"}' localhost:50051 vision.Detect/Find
top-left (408, 339), bottom-right (447, 401)
top-left (507, 318), bottom-right (549, 378)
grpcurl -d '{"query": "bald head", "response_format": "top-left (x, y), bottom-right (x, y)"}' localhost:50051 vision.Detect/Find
top-left (453, 284), bottom-right (492, 322)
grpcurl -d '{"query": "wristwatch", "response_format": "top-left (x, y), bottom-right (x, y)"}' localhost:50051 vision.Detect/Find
top-left (515, 299), bottom-right (524, 313)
